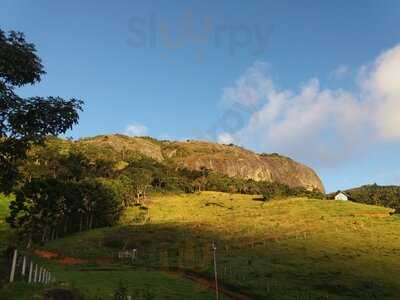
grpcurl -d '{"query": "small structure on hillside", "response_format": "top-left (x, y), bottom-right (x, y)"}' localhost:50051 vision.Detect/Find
top-left (334, 191), bottom-right (349, 201)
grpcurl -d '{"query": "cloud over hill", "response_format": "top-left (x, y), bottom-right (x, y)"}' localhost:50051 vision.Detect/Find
top-left (221, 44), bottom-right (400, 166)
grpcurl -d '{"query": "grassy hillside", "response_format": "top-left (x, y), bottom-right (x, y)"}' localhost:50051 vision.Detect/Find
top-left (0, 191), bottom-right (230, 300)
top-left (0, 194), bottom-right (17, 294)
top-left (1, 268), bottom-right (228, 300)
top-left (0, 194), bottom-right (13, 259)
top-left (7, 136), bottom-right (324, 245)
top-left (35, 192), bottom-right (400, 299)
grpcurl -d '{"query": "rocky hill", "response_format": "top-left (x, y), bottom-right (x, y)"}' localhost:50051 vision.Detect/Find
top-left (77, 135), bottom-right (324, 192)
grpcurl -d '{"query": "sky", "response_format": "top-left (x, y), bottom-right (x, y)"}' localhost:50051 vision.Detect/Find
top-left (1, 0), bottom-right (400, 192)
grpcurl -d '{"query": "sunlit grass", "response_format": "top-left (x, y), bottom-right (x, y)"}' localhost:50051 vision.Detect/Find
top-left (0, 193), bottom-right (14, 254)
top-left (41, 192), bottom-right (400, 299)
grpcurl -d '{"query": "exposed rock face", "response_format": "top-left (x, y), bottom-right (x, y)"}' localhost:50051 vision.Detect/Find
top-left (165, 141), bottom-right (324, 192)
top-left (80, 135), bottom-right (324, 192)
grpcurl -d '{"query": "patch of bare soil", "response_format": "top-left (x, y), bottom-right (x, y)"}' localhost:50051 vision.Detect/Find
top-left (35, 250), bottom-right (59, 259)
top-left (58, 257), bottom-right (89, 266)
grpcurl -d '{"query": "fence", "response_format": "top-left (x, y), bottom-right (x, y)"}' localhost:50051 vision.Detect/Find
top-left (8, 248), bottom-right (55, 285)
top-left (117, 242), bottom-right (221, 300)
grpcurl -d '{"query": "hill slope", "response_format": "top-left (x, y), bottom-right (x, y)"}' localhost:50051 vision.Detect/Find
top-left (38, 192), bottom-right (399, 299)
top-left (78, 135), bottom-right (324, 192)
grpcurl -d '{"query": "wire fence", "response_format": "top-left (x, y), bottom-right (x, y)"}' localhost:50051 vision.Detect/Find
top-left (114, 241), bottom-right (253, 300)
top-left (8, 248), bottom-right (54, 285)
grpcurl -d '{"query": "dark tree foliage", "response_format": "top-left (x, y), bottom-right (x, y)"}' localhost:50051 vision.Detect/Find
top-left (261, 182), bottom-right (325, 201)
top-left (9, 136), bottom-right (326, 244)
top-left (118, 157), bottom-right (196, 195)
top-left (8, 138), bottom-right (129, 244)
top-left (7, 178), bottom-right (124, 243)
top-left (0, 30), bottom-right (44, 86)
top-left (341, 184), bottom-right (400, 212)
top-left (0, 29), bottom-right (83, 192)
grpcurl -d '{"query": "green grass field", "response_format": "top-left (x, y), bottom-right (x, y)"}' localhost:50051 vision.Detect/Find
top-left (0, 194), bottom-right (12, 250)
top-left (2, 192), bottom-right (400, 299)
top-left (35, 192), bottom-right (400, 299)
top-left (1, 267), bottom-right (227, 300)
top-left (0, 194), bottom-right (14, 276)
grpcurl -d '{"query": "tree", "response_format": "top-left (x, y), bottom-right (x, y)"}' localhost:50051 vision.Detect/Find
top-left (193, 176), bottom-right (207, 192)
top-left (7, 178), bottom-right (67, 244)
top-left (7, 177), bottom-right (124, 244)
top-left (120, 163), bottom-right (153, 204)
top-left (0, 29), bottom-right (83, 193)
top-left (131, 169), bottom-right (152, 204)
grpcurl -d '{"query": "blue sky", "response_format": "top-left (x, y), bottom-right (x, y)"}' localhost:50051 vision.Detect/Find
top-left (2, 0), bottom-right (400, 192)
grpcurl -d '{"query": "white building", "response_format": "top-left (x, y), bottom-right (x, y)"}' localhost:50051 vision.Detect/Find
top-left (334, 192), bottom-right (349, 201)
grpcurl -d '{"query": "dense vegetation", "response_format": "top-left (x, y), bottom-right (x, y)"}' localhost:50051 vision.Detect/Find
top-left (336, 184), bottom-right (400, 212)
top-left (5, 137), bottom-right (325, 245)
top-left (0, 29), bottom-right (82, 193)
top-left (0, 28), bottom-right (83, 248)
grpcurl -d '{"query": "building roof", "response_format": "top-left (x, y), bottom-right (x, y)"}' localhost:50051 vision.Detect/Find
top-left (335, 191), bottom-right (350, 197)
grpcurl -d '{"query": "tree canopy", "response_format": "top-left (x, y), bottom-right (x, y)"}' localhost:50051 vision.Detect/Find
top-left (0, 29), bottom-right (83, 192)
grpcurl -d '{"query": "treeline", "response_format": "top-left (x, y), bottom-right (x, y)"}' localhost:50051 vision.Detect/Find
top-left (8, 178), bottom-right (121, 243)
top-left (340, 184), bottom-right (400, 212)
top-left (7, 138), bottom-right (324, 244)
top-left (260, 182), bottom-right (325, 201)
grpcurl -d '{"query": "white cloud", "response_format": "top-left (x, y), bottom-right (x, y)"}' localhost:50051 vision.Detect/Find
top-left (125, 123), bottom-right (148, 136)
top-left (221, 44), bottom-right (400, 166)
top-left (329, 65), bottom-right (350, 80)
top-left (361, 44), bottom-right (400, 140)
top-left (222, 62), bottom-right (273, 110)
top-left (217, 132), bottom-right (235, 144)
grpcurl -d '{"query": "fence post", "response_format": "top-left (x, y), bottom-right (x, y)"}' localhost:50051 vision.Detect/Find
top-left (21, 255), bottom-right (27, 276)
top-left (212, 242), bottom-right (219, 300)
top-left (132, 248), bottom-right (137, 263)
top-left (39, 267), bottom-right (43, 283)
top-left (28, 261), bottom-right (33, 283)
top-left (48, 272), bottom-right (52, 284)
top-left (34, 264), bottom-right (38, 283)
top-left (42, 268), bottom-right (46, 284)
top-left (9, 249), bottom-right (18, 283)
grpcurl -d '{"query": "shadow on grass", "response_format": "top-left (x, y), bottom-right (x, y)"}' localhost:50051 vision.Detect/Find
top-left (42, 220), bottom-right (400, 300)
top-left (252, 197), bottom-right (266, 202)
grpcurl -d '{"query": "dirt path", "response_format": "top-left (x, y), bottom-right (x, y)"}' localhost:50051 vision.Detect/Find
top-left (159, 268), bottom-right (252, 300)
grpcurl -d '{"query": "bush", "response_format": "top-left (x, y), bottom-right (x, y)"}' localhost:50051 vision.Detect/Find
top-left (343, 184), bottom-right (400, 212)
top-left (261, 182), bottom-right (325, 201)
